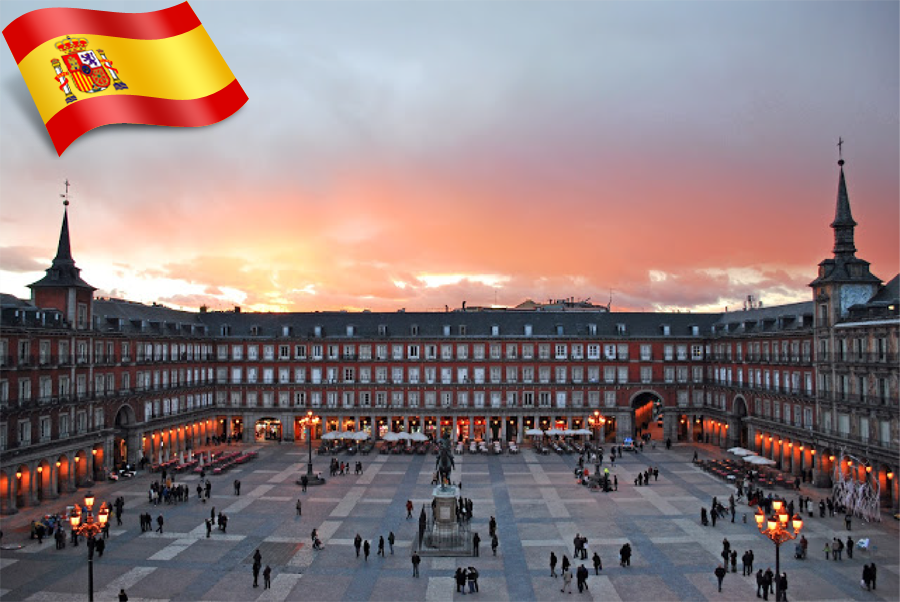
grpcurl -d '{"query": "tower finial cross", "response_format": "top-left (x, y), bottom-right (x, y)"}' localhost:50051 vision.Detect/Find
top-left (837, 137), bottom-right (844, 160)
top-left (60, 179), bottom-right (70, 206)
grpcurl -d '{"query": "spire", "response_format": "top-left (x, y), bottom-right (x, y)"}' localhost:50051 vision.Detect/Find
top-left (28, 181), bottom-right (95, 292)
top-left (53, 207), bottom-right (76, 267)
top-left (831, 148), bottom-right (857, 257)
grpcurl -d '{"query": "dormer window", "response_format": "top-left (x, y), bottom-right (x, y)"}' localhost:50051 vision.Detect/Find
top-left (314, 326), bottom-right (323, 337)
top-left (282, 326), bottom-right (292, 337)
top-left (556, 325), bottom-right (564, 335)
top-left (443, 325), bottom-right (451, 336)
top-left (411, 324), bottom-right (419, 336)
top-left (378, 324), bottom-right (387, 336)
top-left (221, 325), bottom-right (231, 336)
top-left (346, 325), bottom-right (356, 337)
top-left (491, 325), bottom-right (500, 336)
top-left (588, 324), bottom-right (597, 336)
top-left (524, 324), bottom-right (533, 336)
top-left (250, 325), bottom-right (261, 336)
top-left (616, 323), bottom-right (626, 335)
top-left (661, 325), bottom-right (670, 336)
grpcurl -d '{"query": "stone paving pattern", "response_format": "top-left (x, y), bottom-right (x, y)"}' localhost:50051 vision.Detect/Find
top-left (0, 442), bottom-right (897, 601)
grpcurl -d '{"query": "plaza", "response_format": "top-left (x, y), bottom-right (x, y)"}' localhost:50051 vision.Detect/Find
top-left (0, 440), bottom-right (897, 601)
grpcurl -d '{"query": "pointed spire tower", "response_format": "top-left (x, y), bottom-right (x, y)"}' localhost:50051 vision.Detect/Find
top-left (810, 142), bottom-right (880, 320)
top-left (28, 181), bottom-right (96, 329)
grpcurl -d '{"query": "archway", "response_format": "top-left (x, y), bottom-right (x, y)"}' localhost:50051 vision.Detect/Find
top-left (15, 465), bottom-right (30, 507)
top-left (255, 417), bottom-right (282, 441)
top-left (74, 450), bottom-right (88, 487)
top-left (36, 460), bottom-right (51, 502)
top-left (732, 396), bottom-right (749, 448)
top-left (57, 455), bottom-right (70, 494)
top-left (0, 470), bottom-right (10, 514)
top-left (630, 390), bottom-right (662, 439)
top-left (114, 404), bottom-right (137, 469)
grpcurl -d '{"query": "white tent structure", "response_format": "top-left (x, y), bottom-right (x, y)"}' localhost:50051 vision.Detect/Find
top-left (524, 428), bottom-right (544, 436)
top-left (382, 432), bottom-right (400, 442)
top-left (728, 447), bottom-right (755, 456)
top-left (321, 431), bottom-right (340, 440)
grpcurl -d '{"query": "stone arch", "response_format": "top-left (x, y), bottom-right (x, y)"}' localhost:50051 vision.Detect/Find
top-left (35, 459), bottom-right (52, 502)
top-left (628, 390), bottom-right (663, 439)
top-left (15, 464), bottom-right (31, 507)
top-left (73, 449), bottom-right (89, 487)
top-left (113, 403), bottom-right (137, 470)
top-left (56, 454), bottom-right (71, 495)
top-left (0, 470), bottom-right (12, 514)
top-left (114, 403), bottom-right (136, 426)
top-left (732, 395), bottom-right (749, 448)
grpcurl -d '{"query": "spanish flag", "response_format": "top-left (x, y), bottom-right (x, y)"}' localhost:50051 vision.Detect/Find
top-left (3, 2), bottom-right (247, 156)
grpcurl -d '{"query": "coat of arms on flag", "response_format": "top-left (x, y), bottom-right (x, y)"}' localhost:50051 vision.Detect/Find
top-left (50, 36), bottom-right (128, 104)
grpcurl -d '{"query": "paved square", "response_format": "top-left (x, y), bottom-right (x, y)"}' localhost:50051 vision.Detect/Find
top-left (0, 443), bottom-right (897, 601)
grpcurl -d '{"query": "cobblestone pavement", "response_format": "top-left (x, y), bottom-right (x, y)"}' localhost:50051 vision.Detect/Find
top-left (0, 442), bottom-right (897, 601)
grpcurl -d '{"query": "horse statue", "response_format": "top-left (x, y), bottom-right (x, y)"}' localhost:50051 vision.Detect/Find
top-left (435, 434), bottom-right (456, 490)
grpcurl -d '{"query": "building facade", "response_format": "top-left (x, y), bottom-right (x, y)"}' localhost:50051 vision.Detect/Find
top-left (1, 160), bottom-right (897, 514)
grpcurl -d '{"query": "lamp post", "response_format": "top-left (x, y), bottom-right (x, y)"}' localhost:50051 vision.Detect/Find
top-left (297, 410), bottom-right (326, 487)
top-left (588, 410), bottom-right (605, 446)
top-left (69, 491), bottom-right (110, 602)
top-left (754, 499), bottom-right (803, 602)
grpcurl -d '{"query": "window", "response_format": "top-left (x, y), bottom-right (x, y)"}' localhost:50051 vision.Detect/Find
top-left (456, 345), bottom-right (468, 360)
top-left (617, 366), bottom-right (628, 383)
top-left (640, 366), bottom-right (652, 383)
top-left (664, 345), bottom-right (673, 361)
top-left (555, 344), bottom-right (567, 360)
top-left (18, 419), bottom-right (31, 445)
top-left (392, 345), bottom-right (404, 360)
top-left (490, 345), bottom-right (501, 359)
top-left (604, 391), bottom-right (616, 407)
top-left (640, 345), bottom-right (652, 361)
top-left (587, 344), bottom-right (600, 360)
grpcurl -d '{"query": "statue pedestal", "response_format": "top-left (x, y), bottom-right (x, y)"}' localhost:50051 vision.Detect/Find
top-left (432, 485), bottom-right (458, 537)
top-left (417, 485), bottom-right (474, 556)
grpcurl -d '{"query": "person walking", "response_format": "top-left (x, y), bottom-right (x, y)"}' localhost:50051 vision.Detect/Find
top-left (472, 532), bottom-right (480, 557)
top-left (592, 552), bottom-right (602, 575)
top-left (561, 567), bottom-right (573, 594)
top-left (730, 549), bottom-right (737, 573)
top-left (363, 539), bottom-right (370, 561)
top-left (870, 563), bottom-right (877, 590)
top-left (377, 535), bottom-right (385, 557)
top-left (844, 513), bottom-right (852, 530)
top-left (252, 562), bottom-right (261, 588)
top-left (576, 564), bottom-right (589, 593)
top-left (388, 531), bottom-right (395, 554)
top-left (756, 569), bottom-right (765, 599)
top-left (263, 565), bottom-right (271, 589)
top-left (205, 518), bottom-right (212, 538)
top-left (562, 554), bottom-right (571, 575)
top-left (155, 514), bottom-right (164, 534)
top-left (491, 533), bottom-right (498, 556)
top-left (354, 533), bottom-right (362, 557)
top-left (296, 499), bottom-right (302, 516)
top-left (823, 541), bottom-right (831, 560)
top-left (550, 551), bottom-right (558, 577)
top-left (407, 499), bottom-right (414, 519)
top-left (715, 564), bottom-right (727, 592)
top-left (412, 551), bottom-right (421, 577)
top-left (846, 536), bottom-right (854, 559)
top-left (118, 589), bottom-right (128, 601)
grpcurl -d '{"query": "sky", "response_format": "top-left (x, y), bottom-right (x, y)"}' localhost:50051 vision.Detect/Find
top-left (1, 0), bottom-right (898, 315)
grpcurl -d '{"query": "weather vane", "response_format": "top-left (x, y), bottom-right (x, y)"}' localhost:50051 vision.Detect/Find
top-left (60, 179), bottom-right (70, 206)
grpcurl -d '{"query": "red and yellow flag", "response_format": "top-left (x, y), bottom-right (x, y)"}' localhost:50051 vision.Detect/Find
top-left (3, 2), bottom-right (247, 156)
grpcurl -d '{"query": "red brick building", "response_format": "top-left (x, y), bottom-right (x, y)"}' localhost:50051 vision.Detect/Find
top-left (1, 160), bottom-right (897, 514)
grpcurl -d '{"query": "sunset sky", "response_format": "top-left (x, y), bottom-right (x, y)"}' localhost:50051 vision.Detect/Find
top-left (2, 1), bottom-right (898, 315)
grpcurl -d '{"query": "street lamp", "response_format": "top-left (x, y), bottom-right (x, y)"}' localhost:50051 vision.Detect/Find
top-left (69, 491), bottom-right (110, 602)
top-left (297, 410), bottom-right (326, 487)
top-left (754, 499), bottom-right (803, 602)
top-left (588, 411), bottom-right (605, 445)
